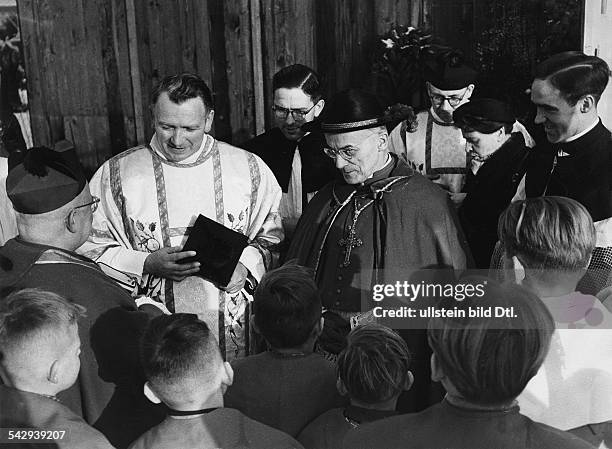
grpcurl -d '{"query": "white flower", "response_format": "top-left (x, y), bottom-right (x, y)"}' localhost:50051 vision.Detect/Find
top-left (381, 38), bottom-right (394, 49)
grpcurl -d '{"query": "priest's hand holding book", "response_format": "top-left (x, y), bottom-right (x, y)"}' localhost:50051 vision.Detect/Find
top-left (143, 246), bottom-right (201, 282)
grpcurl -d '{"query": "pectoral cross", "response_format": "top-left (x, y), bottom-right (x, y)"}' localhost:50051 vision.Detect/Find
top-left (337, 198), bottom-right (373, 267)
top-left (338, 230), bottom-right (363, 267)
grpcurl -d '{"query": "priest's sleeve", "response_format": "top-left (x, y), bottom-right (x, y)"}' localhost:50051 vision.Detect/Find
top-left (238, 153), bottom-right (284, 282)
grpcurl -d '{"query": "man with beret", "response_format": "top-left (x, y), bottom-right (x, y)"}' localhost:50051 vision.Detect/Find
top-left (79, 73), bottom-right (283, 360)
top-left (452, 98), bottom-right (530, 268)
top-left (388, 50), bottom-right (534, 194)
top-left (0, 146), bottom-right (166, 448)
top-left (287, 89), bottom-right (470, 412)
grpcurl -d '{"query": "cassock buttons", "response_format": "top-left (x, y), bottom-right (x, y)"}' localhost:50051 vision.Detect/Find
top-left (337, 275), bottom-right (343, 281)
top-left (335, 288), bottom-right (341, 294)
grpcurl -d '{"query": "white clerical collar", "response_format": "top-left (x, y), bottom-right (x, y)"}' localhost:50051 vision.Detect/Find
top-left (366, 153), bottom-right (392, 180)
top-left (151, 134), bottom-right (211, 164)
top-left (563, 118), bottom-right (599, 143)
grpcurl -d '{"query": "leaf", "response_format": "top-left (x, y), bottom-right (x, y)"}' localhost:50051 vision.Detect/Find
top-left (239, 210), bottom-right (244, 221)
top-left (227, 213), bottom-right (234, 223)
top-left (136, 220), bottom-right (144, 231)
top-left (149, 222), bottom-right (156, 232)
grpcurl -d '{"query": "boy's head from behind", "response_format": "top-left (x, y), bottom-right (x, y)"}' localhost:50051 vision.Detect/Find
top-left (428, 281), bottom-right (554, 407)
top-left (499, 196), bottom-right (595, 279)
top-left (140, 313), bottom-right (233, 410)
top-left (0, 288), bottom-right (84, 397)
top-left (253, 263), bottom-right (323, 350)
top-left (337, 324), bottom-right (413, 407)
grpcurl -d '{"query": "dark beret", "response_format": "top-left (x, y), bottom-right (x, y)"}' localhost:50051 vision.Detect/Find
top-left (6, 143), bottom-right (87, 214)
top-left (453, 98), bottom-right (515, 134)
top-left (425, 50), bottom-right (478, 90)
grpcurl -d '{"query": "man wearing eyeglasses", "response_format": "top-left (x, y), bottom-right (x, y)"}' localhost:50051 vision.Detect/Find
top-left (388, 50), bottom-right (533, 195)
top-left (242, 64), bottom-right (336, 239)
top-left (288, 89), bottom-right (470, 413)
top-left (0, 145), bottom-right (167, 447)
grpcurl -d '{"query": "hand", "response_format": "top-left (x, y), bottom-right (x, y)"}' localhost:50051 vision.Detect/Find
top-left (143, 246), bottom-right (200, 282)
top-left (223, 262), bottom-right (248, 294)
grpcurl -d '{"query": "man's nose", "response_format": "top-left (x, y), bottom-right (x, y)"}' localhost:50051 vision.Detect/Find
top-left (440, 99), bottom-right (454, 111)
top-left (171, 129), bottom-right (185, 146)
top-left (335, 155), bottom-right (348, 169)
top-left (285, 112), bottom-right (296, 125)
top-left (534, 108), bottom-right (545, 125)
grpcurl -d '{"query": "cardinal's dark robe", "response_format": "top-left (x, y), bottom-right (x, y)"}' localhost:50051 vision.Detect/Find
top-left (287, 154), bottom-right (471, 412)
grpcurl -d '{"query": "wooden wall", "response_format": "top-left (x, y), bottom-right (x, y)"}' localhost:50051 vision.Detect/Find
top-left (17, 0), bottom-right (433, 174)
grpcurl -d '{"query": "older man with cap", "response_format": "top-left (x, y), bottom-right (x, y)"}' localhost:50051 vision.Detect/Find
top-left (389, 50), bottom-right (534, 194)
top-left (0, 146), bottom-right (165, 448)
top-left (287, 89), bottom-right (470, 412)
top-left (79, 73), bottom-right (283, 360)
top-left (452, 98), bottom-right (530, 268)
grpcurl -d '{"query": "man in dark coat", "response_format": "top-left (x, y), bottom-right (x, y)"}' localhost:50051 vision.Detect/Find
top-left (287, 89), bottom-right (471, 412)
top-left (512, 51), bottom-right (612, 293)
top-left (241, 64), bottom-right (336, 239)
top-left (0, 146), bottom-right (165, 448)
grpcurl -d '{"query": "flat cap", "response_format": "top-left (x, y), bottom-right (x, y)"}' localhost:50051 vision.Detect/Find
top-left (453, 98), bottom-right (515, 134)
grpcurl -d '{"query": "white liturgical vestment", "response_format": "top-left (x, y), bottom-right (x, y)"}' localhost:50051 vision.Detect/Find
top-left (78, 134), bottom-right (283, 359)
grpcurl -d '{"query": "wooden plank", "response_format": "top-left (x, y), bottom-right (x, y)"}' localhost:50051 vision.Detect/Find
top-left (250, 0), bottom-right (265, 135)
top-left (63, 115), bottom-right (112, 176)
top-left (260, 0), bottom-right (316, 128)
top-left (223, 0), bottom-right (255, 143)
top-left (207, 0), bottom-right (233, 142)
top-left (374, 0), bottom-right (411, 34)
top-left (125, 0), bottom-right (144, 145)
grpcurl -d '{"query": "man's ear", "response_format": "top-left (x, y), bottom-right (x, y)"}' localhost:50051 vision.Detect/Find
top-left (404, 370), bottom-right (414, 391)
top-left (579, 95), bottom-right (596, 113)
top-left (314, 316), bottom-right (324, 338)
top-left (65, 210), bottom-right (78, 234)
top-left (377, 130), bottom-right (389, 152)
top-left (144, 382), bottom-right (162, 404)
top-left (222, 361), bottom-right (234, 388)
top-left (313, 99), bottom-right (325, 118)
top-left (47, 360), bottom-right (60, 385)
top-left (464, 84), bottom-right (475, 99)
top-left (204, 109), bottom-right (215, 133)
top-left (336, 377), bottom-right (348, 396)
top-left (430, 353), bottom-right (444, 382)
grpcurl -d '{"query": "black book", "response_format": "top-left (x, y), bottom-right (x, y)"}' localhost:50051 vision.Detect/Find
top-left (181, 214), bottom-right (249, 286)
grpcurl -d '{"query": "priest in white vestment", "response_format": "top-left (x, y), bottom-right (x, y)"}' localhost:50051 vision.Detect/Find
top-left (388, 50), bottom-right (534, 195)
top-left (78, 73), bottom-right (283, 359)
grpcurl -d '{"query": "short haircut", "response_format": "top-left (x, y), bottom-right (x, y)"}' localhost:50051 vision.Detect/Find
top-left (498, 196), bottom-right (595, 270)
top-left (151, 73), bottom-right (214, 110)
top-left (140, 314), bottom-right (220, 389)
top-left (0, 289), bottom-right (85, 362)
top-left (253, 263), bottom-right (321, 349)
top-left (428, 280), bottom-right (554, 405)
top-left (534, 51), bottom-right (611, 105)
top-left (337, 324), bottom-right (411, 403)
top-left (272, 64), bottom-right (323, 101)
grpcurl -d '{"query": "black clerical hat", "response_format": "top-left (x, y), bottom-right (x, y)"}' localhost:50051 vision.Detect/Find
top-left (305, 89), bottom-right (395, 134)
top-left (6, 144), bottom-right (87, 214)
top-left (425, 50), bottom-right (478, 90)
top-left (453, 98), bottom-right (515, 134)
top-left (181, 214), bottom-right (249, 287)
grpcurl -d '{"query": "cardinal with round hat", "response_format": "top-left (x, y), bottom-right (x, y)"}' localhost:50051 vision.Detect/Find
top-left (0, 145), bottom-right (166, 448)
top-left (452, 98), bottom-right (531, 268)
top-left (287, 89), bottom-right (471, 412)
top-left (388, 49), bottom-right (534, 195)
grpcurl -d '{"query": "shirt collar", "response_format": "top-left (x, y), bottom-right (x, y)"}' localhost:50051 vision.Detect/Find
top-left (151, 134), bottom-right (211, 164)
top-left (562, 118), bottom-right (599, 143)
